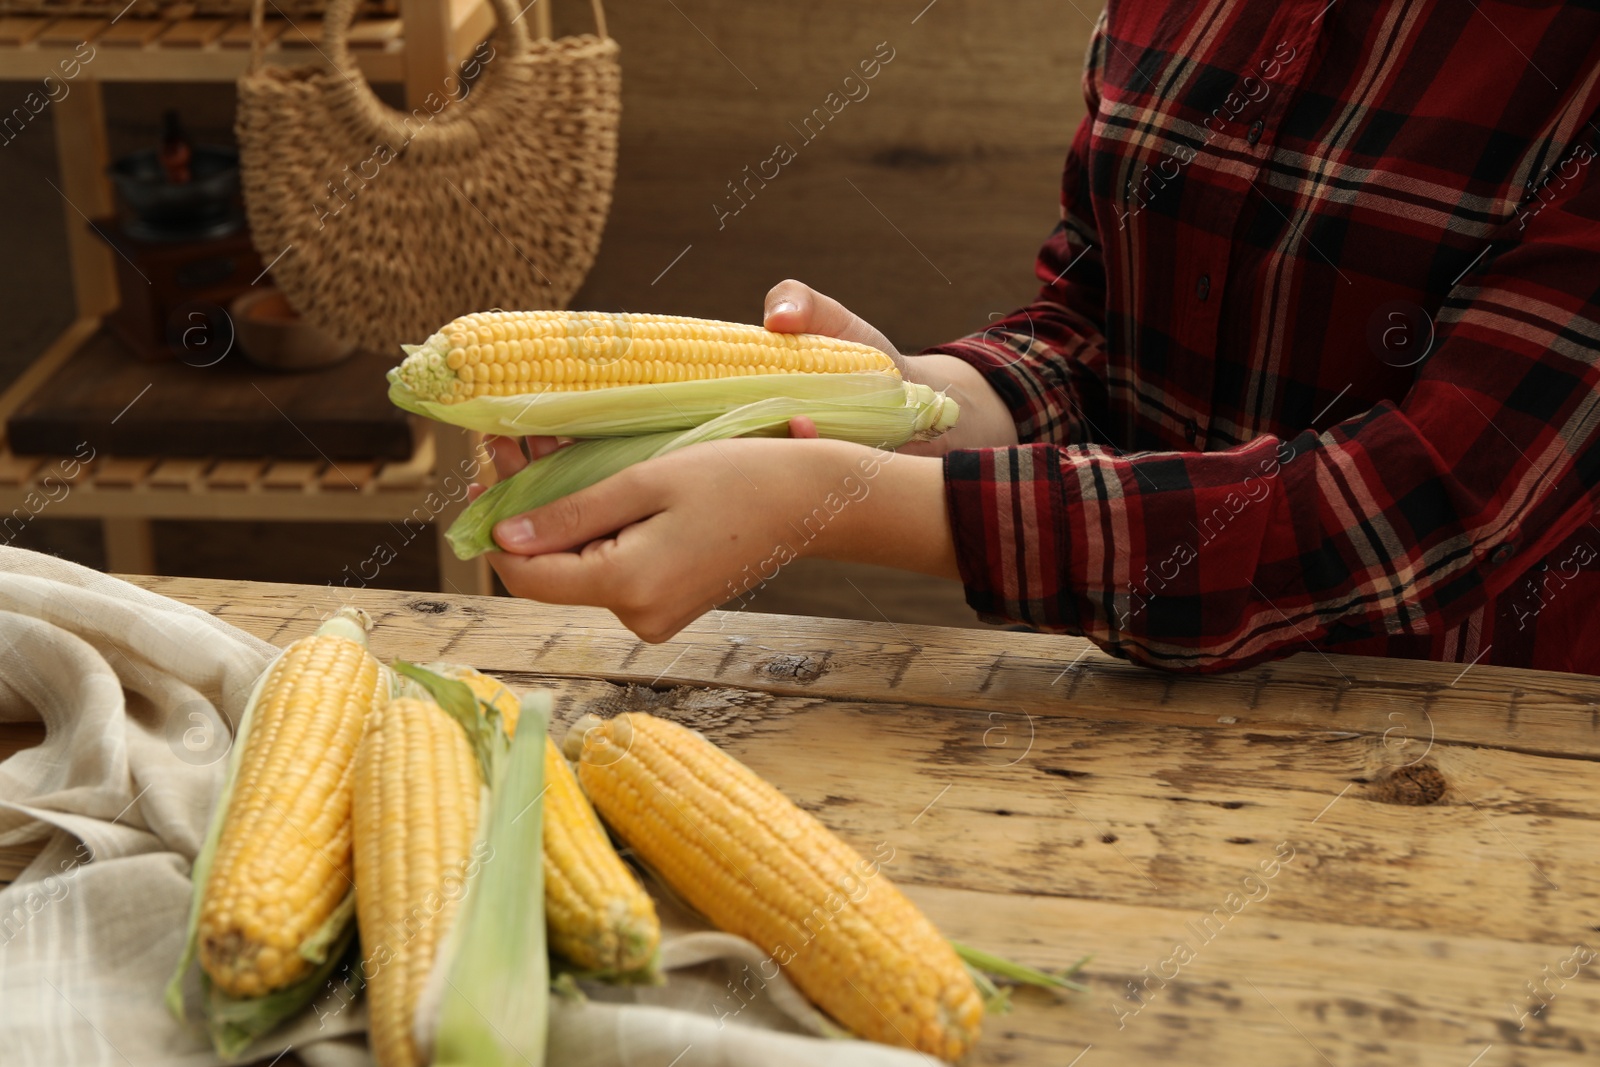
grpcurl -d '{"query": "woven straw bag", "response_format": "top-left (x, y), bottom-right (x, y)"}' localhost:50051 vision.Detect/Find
top-left (236, 0), bottom-right (620, 353)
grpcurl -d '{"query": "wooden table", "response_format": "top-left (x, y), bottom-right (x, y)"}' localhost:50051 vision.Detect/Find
top-left (5, 575), bottom-right (1599, 1066)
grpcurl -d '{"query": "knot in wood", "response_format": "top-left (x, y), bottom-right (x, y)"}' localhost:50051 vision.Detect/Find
top-left (760, 653), bottom-right (827, 683)
top-left (1364, 762), bottom-right (1448, 806)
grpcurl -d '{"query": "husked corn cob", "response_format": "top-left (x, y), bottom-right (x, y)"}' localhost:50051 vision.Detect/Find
top-left (352, 697), bottom-right (484, 1067)
top-left (197, 607), bottom-right (385, 998)
top-left (540, 734), bottom-right (660, 972)
top-left (571, 712), bottom-right (984, 1060)
top-left (440, 665), bottom-right (660, 973)
top-left (394, 310), bottom-right (899, 404)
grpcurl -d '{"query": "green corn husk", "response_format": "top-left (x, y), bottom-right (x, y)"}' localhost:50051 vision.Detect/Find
top-left (397, 664), bottom-right (551, 1067)
top-left (164, 610), bottom-right (376, 1058)
top-left (444, 388), bottom-right (959, 559)
top-left (953, 941), bottom-right (1090, 990)
top-left (388, 364), bottom-right (939, 438)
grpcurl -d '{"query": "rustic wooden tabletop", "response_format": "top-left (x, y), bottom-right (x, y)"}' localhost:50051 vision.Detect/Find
top-left (4, 574), bottom-right (1597, 1066)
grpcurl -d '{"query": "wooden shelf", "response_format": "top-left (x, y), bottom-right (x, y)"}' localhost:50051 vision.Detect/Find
top-left (0, 321), bottom-right (441, 521)
top-left (0, 0), bottom-right (491, 81)
top-left (0, 436), bottom-right (437, 520)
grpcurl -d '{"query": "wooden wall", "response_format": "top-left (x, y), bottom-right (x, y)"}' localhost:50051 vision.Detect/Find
top-left (557, 0), bottom-right (1099, 352)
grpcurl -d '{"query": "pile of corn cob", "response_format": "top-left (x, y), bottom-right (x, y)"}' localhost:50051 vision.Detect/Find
top-left (386, 311), bottom-right (961, 558)
top-left (168, 609), bottom-right (1071, 1065)
top-left (166, 613), bottom-right (657, 1063)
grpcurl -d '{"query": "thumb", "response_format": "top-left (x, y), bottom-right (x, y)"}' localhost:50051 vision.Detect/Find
top-left (491, 467), bottom-right (660, 555)
top-left (763, 279), bottom-right (899, 358)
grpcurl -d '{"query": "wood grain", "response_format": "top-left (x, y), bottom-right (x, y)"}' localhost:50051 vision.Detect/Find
top-left (35, 16), bottom-right (107, 46)
top-left (3, 575), bottom-right (1594, 1067)
top-left (0, 15), bottom-right (50, 44)
top-left (154, 17), bottom-right (227, 46)
top-left (99, 18), bottom-right (176, 46)
top-left (130, 574), bottom-right (1600, 755)
top-left (50, 86), bottom-right (119, 321)
top-left (219, 18), bottom-right (282, 47)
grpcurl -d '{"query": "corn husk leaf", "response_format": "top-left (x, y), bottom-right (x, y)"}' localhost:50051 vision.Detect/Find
top-left (444, 388), bottom-right (958, 559)
top-left (387, 369), bottom-right (921, 438)
top-left (413, 690), bottom-right (552, 1067)
top-left (200, 918), bottom-right (360, 1057)
top-left (951, 940), bottom-right (1091, 995)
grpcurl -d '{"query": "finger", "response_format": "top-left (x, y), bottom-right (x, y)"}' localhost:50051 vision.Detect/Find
top-left (489, 528), bottom-right (695, 643)
top-left (466, 482), bottom-right (485, 503)
top-left (484, 435), bottom-right (530, 480)
top-left (762, 279), bottom-right (898, 356)
top-left (525, 435), bottom-right (565, 461)
top-left (788, 415), bottom-right (820, 439)
top-left (491, 465), bottom-right (663, 555)
top-left (488, 528), bottom-right (637, 610)
top-left (488, 548), bottom-right (602, 607)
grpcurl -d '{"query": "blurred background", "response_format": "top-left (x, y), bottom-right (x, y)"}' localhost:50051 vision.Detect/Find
top-left (0, 0), bottom-right (1094, 626)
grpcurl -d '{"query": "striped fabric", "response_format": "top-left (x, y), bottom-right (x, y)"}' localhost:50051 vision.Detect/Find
top-left (931, 0), bottom-right (1600, 673)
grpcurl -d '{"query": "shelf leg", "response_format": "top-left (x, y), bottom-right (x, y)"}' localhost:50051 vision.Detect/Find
top-left (433, 425), bottom-right (491, 596)
top-left (103, 517), bottom-right (155, 575)
top-left (52, 78), bottom-right (118, 320)
top-left (401, 0), bottom-right (458, 111)
top-left (406, 0), bottom-right (489, 599)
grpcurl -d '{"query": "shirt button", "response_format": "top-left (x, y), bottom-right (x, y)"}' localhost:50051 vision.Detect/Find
top-left (1184, 418), bottom-right (1201, 444)
top-left (1247, 120), bottom-right (1264, 145)
top-left (1196, 274), bottom-right (1211, 301)
top-left (1490, 544), bottom-right (1515, 564)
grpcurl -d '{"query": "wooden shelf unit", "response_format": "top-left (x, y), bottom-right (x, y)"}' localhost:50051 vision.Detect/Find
top-left (0, 0), bottom-right (494, 81)
top-left (0, 0), bottom-right (495, 592)
top-left (0, 317), bottom-right (492, 589)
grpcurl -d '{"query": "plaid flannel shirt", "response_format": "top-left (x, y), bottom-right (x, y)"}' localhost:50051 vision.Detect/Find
top-left (931, 0), bottom-right (1600, 673)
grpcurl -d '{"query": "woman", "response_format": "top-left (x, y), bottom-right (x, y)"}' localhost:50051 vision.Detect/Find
top-left (474, 2), bottom-right (1600, 674)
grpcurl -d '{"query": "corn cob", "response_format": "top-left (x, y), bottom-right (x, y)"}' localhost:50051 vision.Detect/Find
top-left (393, 311), bottom-right (898, 404)
top-left (352, 696), bottom-right (485, 1067)
top-left (539, 733), bottom-right (660, 973)
top-left (570, 712), bottom-right (984, 1060)
top-left (435, 664), bottom-right (660, 973)
top-left (195, 607), bottom-right (385, 999)
top-left (434, 662), bottom-right (524, 733)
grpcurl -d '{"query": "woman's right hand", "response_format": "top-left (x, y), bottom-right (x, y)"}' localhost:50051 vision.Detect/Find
top-left (762, 279), bottom-right (1020, 454)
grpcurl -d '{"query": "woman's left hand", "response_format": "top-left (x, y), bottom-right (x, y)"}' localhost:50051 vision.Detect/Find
top-left (471, 431), bottom-right (954, 642)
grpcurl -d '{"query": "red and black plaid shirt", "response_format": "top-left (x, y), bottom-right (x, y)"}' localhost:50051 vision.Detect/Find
top-left (931, 0), bottom-right (1600, 674)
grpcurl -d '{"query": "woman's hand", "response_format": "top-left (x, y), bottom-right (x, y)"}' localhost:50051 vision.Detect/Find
top-left (475, 433), bottom-right (955, 642)
top-left (763, 279), bottom-right (1020, 453)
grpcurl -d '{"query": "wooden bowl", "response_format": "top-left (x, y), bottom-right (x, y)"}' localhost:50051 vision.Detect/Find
top-left (230, 289), bottom-right (355, 371)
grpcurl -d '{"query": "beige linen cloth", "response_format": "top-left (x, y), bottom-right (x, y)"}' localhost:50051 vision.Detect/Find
top-left (0, 548), bottom-right (933, 1066)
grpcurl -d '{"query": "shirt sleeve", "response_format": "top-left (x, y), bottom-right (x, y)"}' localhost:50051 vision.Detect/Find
top-left (918, 13), bottom-right (1113, 449)
top-left (943, 133), bottom-right (1600, 672)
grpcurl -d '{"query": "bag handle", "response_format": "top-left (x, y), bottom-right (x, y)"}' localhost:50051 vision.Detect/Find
top-left (248, 0), bottom-right (609, 75)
